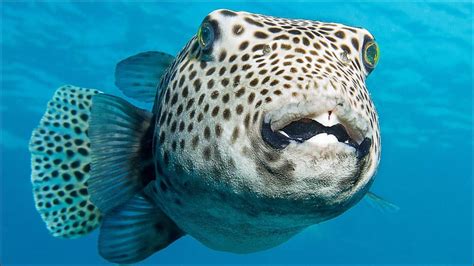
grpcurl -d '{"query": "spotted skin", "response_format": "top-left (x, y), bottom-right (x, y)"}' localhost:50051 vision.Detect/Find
top-left (30, 86), bottom-right (102, 238)
top-left (29, 8), bottom-right (382, 259)
top-left (150, 9), bottom-right (381, 252)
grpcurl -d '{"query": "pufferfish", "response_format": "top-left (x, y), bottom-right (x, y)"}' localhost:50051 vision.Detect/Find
top-left (29, 9), bottom-right (388, 263)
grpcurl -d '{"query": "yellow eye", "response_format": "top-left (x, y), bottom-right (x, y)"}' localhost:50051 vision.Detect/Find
top-left (363, 41), bottom-right (379, 68)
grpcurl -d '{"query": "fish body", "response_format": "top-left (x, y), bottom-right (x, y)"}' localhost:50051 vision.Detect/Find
top-left (29, 9), bottom-right (381, 263)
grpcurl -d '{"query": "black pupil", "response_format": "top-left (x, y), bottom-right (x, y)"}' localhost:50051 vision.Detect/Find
top-left (201, 26), bottom-right (211, 46)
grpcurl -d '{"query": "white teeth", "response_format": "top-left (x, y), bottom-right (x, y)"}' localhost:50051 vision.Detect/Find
top-left (307, 133), bottom-right (338, 146)
top-left (310, 112), bottom-right (340, 127)
top-left (278, 130), bottom-right (290, 138)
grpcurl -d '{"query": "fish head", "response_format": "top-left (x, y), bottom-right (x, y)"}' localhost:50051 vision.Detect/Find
top-left (155, 9), bottom-right (381, 224)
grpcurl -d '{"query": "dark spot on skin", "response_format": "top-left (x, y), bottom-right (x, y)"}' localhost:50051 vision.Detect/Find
top-left (252, 44), bottom-right (266, 52)
top-left (236, 88), bottom-right (245, 97)
top-left (222, 94), bottom-right (230, 103)
top-left (163, 151), bottom-right (169, 165)
top-left (274, 34), bottom-right (289, 40)
top-left (341, 44), bottom-right (351, 54)
top-left (220, 9), bottom-right (237, 16)
top-left (223, 109), bottom-right (231, 120)
top-left (231, 127), bottom-right (239, 143)
top-left (79, 114), bottom-right (88, 122)
top-left (302, 37), bottom-right (310, 46)
top-left (244, 114), bottom-right (251, 129)
top-left (239, 41), bottom-right (249, 51)
top-left (254, 31), bottom-right (269, 39)
top-left (215, 124), bottom-right (222, 137)
top-left (236, 104), bottom-right (243, 115)
top-left (335, 30), bottom-right (345, 39)
top-left (230, 65), bottom-right (238, 74)
top-left (326, 36), bottom-right (337, 43)
top-left (204, 126), bottom-right (211, 140)
top-left (288, 29), bottom-right (301, 35)
top-left (193, 79), bottom-right (202, 92)
top-left (221, 78), bottom-right (230, 87)
top-left (73, 171), bottom-right (84, 181)
top-left (218, 50), bottom-right (227, 62)
top-left (248, 92), bottom-right (255, 104)
top-left (281, 44), bottom-right (291, 50)
top-left (211, 106), bottom-right (219, 117)
top-left (206, 67), bottom-right (216, 76)
top-left (207, 80), bottom-right (215, 89)
top-left (244, 17), bottom-right (264, 27)
top-left (203, 147), bottom-right (211, 160)
top-left (351, 38), bottom-right (359, 50)
top-left (192, 135), bottom-right (199, 149)
top-left (233, 24), bottom-right (244, 35)
top-left (250, 78), bottom-right (259, 87)
top-left (78, 148), bottom-right (88, 156)
top-left (79, 188), bottom-right (88, 196)
top-left (268, 27), bottom-right (282, 33)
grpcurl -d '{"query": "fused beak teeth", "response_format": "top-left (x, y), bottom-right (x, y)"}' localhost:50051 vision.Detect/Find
top-left (262, 113), bottom-right (372, 159)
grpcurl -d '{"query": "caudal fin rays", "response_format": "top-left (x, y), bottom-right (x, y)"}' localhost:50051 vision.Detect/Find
top-left (29, 85), bottom-right (103, 238)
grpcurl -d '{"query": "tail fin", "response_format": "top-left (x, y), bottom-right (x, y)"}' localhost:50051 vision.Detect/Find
top-left (29, 85), bottom-right (103, 238)
top-left (30, 85), bottom-right (182, 262)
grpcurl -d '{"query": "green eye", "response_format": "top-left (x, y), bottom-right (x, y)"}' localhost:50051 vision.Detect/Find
top-left (363, 41), bottom-right (379, 68)
top-left (197, 22), bottom-right (214, 51)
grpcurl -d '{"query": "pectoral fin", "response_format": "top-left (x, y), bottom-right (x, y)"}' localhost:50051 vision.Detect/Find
top-left (98, 192), bottom-right (183, 264)
top-left (365, 191), bottom-right (400, 213)
top-left (88, 93), bottom-right (154, 214)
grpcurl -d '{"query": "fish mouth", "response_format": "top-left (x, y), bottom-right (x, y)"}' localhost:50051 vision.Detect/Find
top-left (261, 104), bottom-right (372, 159)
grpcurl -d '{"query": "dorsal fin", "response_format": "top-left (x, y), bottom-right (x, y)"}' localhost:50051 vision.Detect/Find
top-left (115, 51), bottom-right (174, 103)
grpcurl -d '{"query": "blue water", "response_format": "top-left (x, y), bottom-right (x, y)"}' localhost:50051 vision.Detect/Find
top-left (1, 2), bottom-right (472, 264)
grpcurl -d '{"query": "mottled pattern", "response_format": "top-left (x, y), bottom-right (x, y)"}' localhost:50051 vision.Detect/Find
top-left (29, 8), bottom-right (382, 258)
top-left (156, 10), bottom-right (379, 171)
top-left (149, 9), bottom-right (381, 253)
top-left (29, 86), bottom-right (102, 238)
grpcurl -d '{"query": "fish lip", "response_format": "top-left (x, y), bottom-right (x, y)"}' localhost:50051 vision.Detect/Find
top-left (261, 100), bottom-right (372, 158)
top-left (264, 100), bottom-right (369, 145)
top-left (261, 117), bottom-right (372, 158)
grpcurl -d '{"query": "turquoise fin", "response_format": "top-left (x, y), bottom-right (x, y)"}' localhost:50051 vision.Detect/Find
top-left (115, 51), bottom-right (174, 103)
top-left (365, 191), bottom-right (400, 213)
top-left (29, 85), bottom-right (103, 238)
top-left (88, 94), bottom-right (154, 214)
top-left (98, 192), bottom-right (183, 264)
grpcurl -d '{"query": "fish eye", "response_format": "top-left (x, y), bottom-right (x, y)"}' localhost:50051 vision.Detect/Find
top-left (363, 40), bottom-right (379, 69)
top-left (197, 22), bottom-right (215, 51)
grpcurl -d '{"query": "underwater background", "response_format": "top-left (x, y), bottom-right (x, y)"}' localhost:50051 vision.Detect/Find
top-left (1, 1), bottom-right (472, 264)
